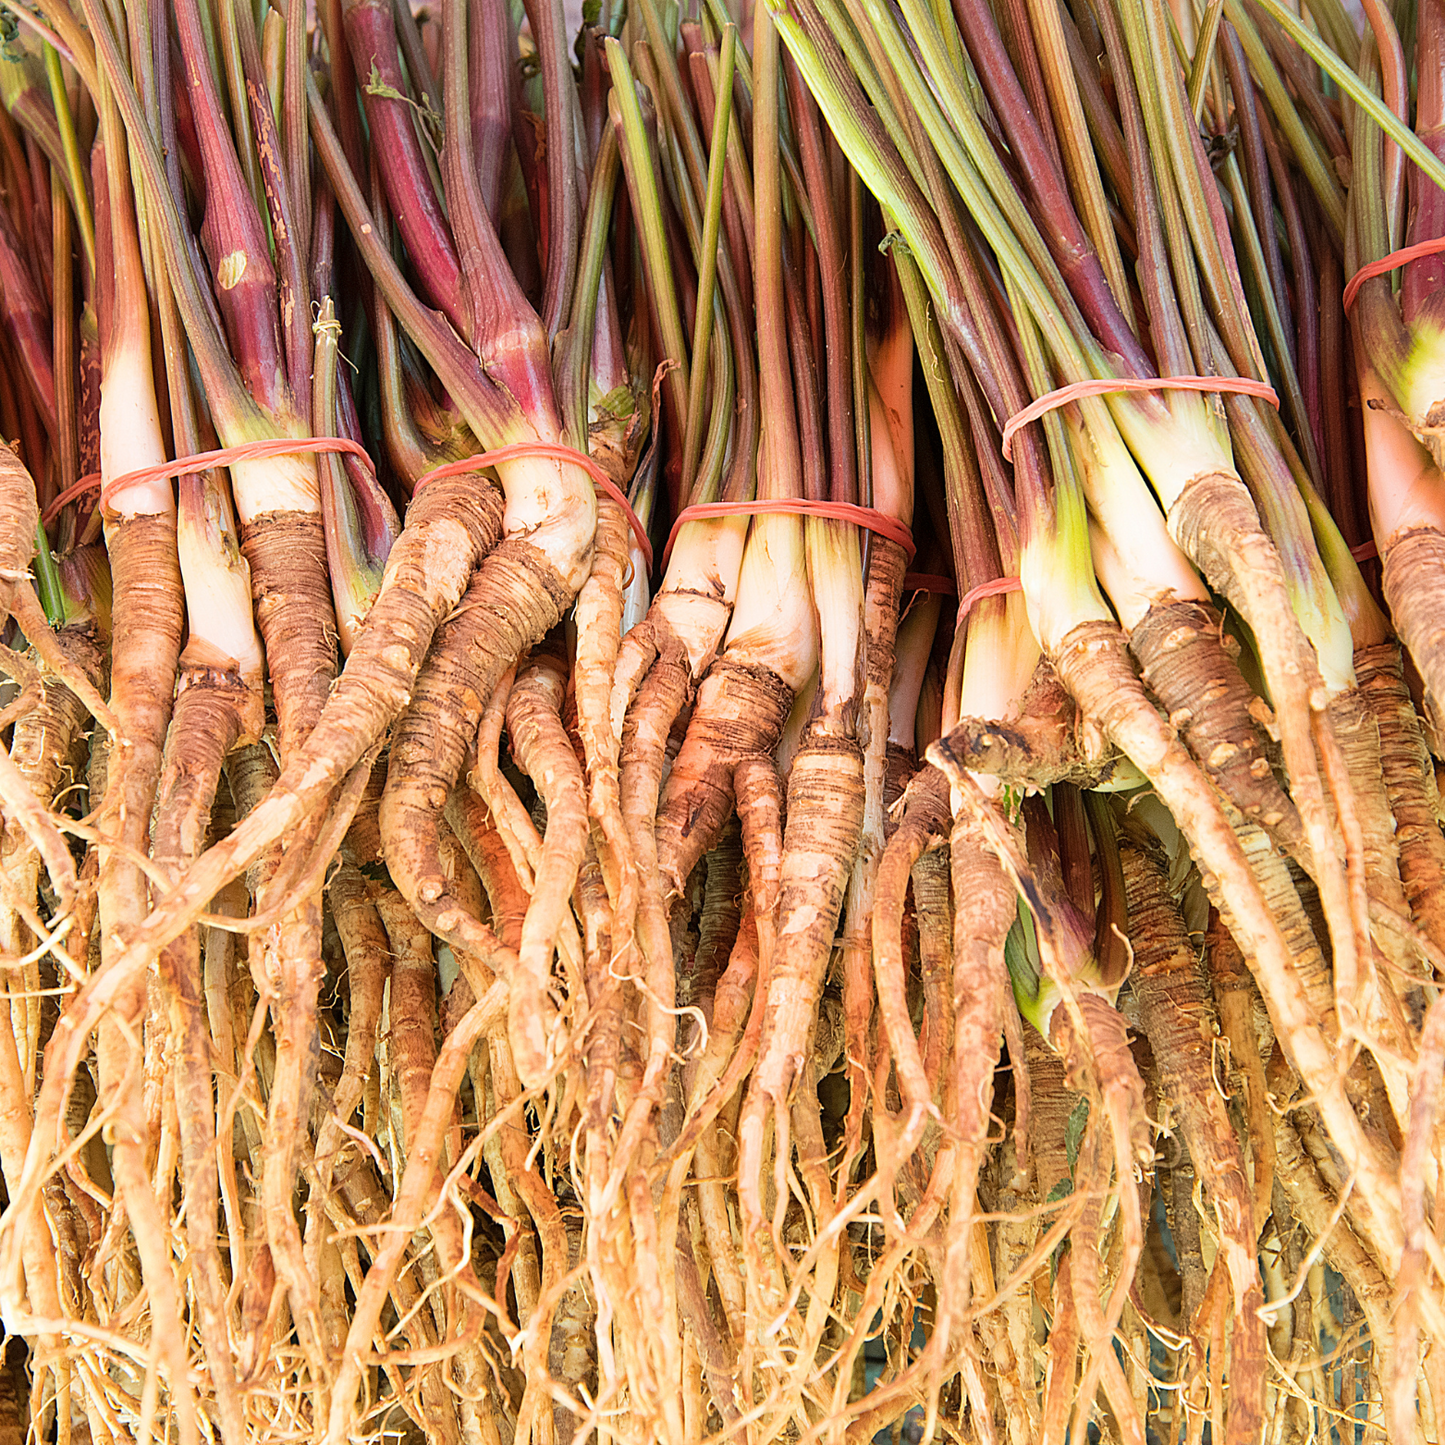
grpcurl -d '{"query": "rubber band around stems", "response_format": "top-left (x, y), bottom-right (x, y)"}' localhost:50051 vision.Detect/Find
top-left (957, 574), bottom-right (1023, 622)
top-left (1000, 375), bottom-right (1281, 462)
top-left (75, 436), bottom-right (378, 519)
top-left (659, 498), bottom-right (916, 572)
top-left (415, 442), bottom-right (654, 574)
top-left (1343, 236), bottom-right (1445, 312)
top-left (901, 572), bottom-right (956, 595)
top-left (42, 472), bottom-right (100, 525)
top-left (1351, 538), bottom-right (1380, 562)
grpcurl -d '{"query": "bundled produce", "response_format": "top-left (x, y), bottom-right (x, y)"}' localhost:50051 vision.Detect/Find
top-left (3, 0), bottom-right (1445, 1440)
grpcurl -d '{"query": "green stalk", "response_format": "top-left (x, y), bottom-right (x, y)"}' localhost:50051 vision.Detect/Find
top-left (32, 520), bottom-right (65, 626)
top-left (1187, 0), bottom-right (1226, 118)
top-left (680, 24), bottom-right (736, 496)
top-left (43, 43), bottom-right (94, 275)
top-left (1243, 0), bottom-right (1445, 215)
top-left (559, 129), bottom-right (622, 452)
top-left (606, 37), bottom-right (691, 438)
top-left (850, 174), bottom-right (871, 509)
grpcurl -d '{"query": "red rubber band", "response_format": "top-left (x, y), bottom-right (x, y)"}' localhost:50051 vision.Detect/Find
top-left (900, 572), bottom-right (956, 596)
top-left (660, 499), bottom-right (916, 572)
top-left (415, 441), bottom-right (653, 574)
top-left (1351, 538), bottom-right (1379, 562)
top-left (98, 436), bottom-right (376, 515)
top-left (1343, 237), bottom-right (1445, 312)
top-left (42, 471), bottom-right (102, 525)
top-left (1000, 376), bottom-right (1280, 462)
top-left (958, 574), bottom-right (1023, 621)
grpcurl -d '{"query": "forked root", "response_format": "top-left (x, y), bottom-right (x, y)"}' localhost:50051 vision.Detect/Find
top-left (1118, 825), bottom-right (1265, 1445)
top-left (1128, 597), bottom-right (1303, 861)
top-left (1039, 618), bottom-right (1407, 1281)
top-left (654, 657), bottom-right (795, 899)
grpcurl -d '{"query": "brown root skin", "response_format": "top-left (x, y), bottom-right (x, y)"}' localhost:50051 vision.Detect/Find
top-left (1356, 641), bottom-right (1445, 954)
top-left (505, 644), bottom-right (588, 1087)
top-left (306, 864), bottom-right (388, 1348)
top-left (1390, 995), bottom-right (1445, 1445)
top-left (1383, 526), bottom-right (1445, 735)
top-left (654, 657), bottom-right (794, 898)
top-left (1206, 916), bottom-right (1275, 1234)
top-left (381, 542), bottom-right (573, 1084)
top-left (883, 743), bottom-right (917, 826)
top-left (0, 623), bottom-right (105, 1101)
top-left (1168, 473), bottom-right (1364, 1052)
top-left (931, 819), bottom-right (1015, 1373)
top-left (610, 588), bottom-right (734, 738)
top-left (151, 673), bottom-right (252, 1426)
top-left (872, 765), bottom-right (950, 1117)
top-left (1128, 598), bottom-right (1304, 858)
top-left (944, 657), bottom-right (1132, 790)
top-left (573, 498), bottom-right (636, 922)
top-left (1325, 685), bottom-right (1421, 1111)
top-left (0, 746), bottom-right (75, 914)
top-left (1040, 618), bottom-right (1409, 1281)
top-left (737, 731), bottom-right (863, 1248)
top-left (1271, 1104), bottom-right (1396, 1358)
top-left (74, 511), bottom-right (191, 1444)
top-left (46, 473), bottom-right (504, 1059)
top-left (325, 980), bottom-right (507, 1445)
top-left (0, 441), bottom-right (37, 612)
top-left (0, 623), bottom-right (100, 1432)
top-left (12, 587), bottom-right (118, 736)
top-left (241, 508), bottom-right (337, 757)
top-left (1119, 832), bottom-right (1264, 1445)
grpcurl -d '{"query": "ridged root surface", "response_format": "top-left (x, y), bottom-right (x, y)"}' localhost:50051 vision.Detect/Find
top-left (1128, 598), bottom-right (1303, 860)
top-left (654, 658), bottom-right (794, 898)
top-left (1355, 641), bottom-right (1445, 954)
top-left (1383, 526), bottom-right (1445, 736)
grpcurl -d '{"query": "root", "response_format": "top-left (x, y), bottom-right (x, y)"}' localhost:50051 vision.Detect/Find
top-left (325, 981), bottom-right (507, 1445)
top-left (871, 765), bottom-right (950, 1120)
top-left (1389, 994), bottom-right (1445, 1444)
top-left (940, 657), bottom-right (1132, 790)
top-left (1355, 641), bottom-right (1445, 954)
top-left (505, 641), bottom-right (589, 1087)
top-left (1038, 618), bottom-right (1407, 1282)
top-left (1118, 827), bottom-right (1264, 1445)
top-left (1170, 474), bottom-right (1365, 1074)
top-left (1128, 598), bottom-right (1304, 859)
top-left (736, 730), bottom-right (862, 1301)
top-left (152, 673), bottom-right (255, 1445)
top-left (58, 474), bottom-right (505, 1024)
top-left (931, 817), bottom-right (1015, 1400)
top-left (654, 657), bottom-right (795, 899)
top-left (306, 864), bottom-right (389, 1353)
top-left (381, 540), bottom-right (575, 1080)
top-left (573, 496), bottom-right (637, 941)
top-left (0, 623), bottom-right (104, 962)
top-left (1383, 526), bottom-right (1445, 736)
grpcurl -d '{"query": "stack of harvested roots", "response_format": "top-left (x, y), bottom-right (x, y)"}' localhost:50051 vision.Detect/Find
top-left (4, 0), bottom-right (1445, 1439)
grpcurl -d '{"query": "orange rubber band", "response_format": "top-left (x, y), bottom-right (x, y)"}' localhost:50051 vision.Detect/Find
top-left (1351, 538), bottom-right (1379, 562)
top-left (1000, 375), bottom-right (1280, 462)
top-left (958, 573), bottom-right (1023, 621)
top-left (901, 572), bottom-right (956, 596)
top-left (1343, 237), bottom-right (1445, 312)
top-left (415, 442), bottom-right (653, 574)
top-left (660, 499), bottom-right (915, 572)
top-left (42, 471), bottom-right (101, 525)
top-left (97, 436), bottom-right (376, 516)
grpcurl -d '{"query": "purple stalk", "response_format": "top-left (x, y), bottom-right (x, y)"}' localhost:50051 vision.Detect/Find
top-left (342, 0), bottom-right (465, 335)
